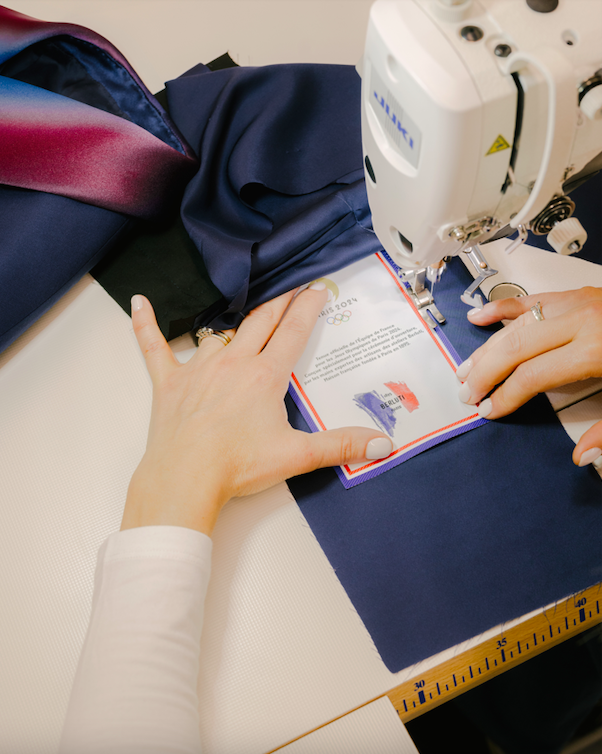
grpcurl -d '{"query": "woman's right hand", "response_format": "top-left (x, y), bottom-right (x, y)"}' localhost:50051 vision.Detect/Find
top-left (456, 287), bottom-right (602, 467)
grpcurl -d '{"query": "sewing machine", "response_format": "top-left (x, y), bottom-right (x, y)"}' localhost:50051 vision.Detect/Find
top-left (359, 0), bottom-right (602, 320)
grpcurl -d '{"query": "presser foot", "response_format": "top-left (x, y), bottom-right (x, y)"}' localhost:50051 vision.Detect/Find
top-left (399, 268), bottom-right (446, 329)
top-left (461, 245), bottom-right (498, 309)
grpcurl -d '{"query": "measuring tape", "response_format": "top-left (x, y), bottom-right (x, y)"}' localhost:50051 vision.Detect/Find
top-left (387, 582), bottom-right (601, 722)
top-left (270, 583), bottom-right (600, 751)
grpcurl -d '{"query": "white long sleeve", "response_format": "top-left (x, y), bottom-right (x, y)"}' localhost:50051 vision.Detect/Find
top-left (59, 526), bottom-right (212, 754)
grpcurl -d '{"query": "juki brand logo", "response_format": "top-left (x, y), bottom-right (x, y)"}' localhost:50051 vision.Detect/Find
top-left (373, 90), bottom-right (414, 149)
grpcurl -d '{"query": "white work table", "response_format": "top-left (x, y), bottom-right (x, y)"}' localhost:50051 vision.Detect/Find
top-left (1, 3), bottom-right (601, 753)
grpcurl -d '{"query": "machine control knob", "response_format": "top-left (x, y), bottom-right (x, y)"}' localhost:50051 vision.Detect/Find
top-left (547, 217), bottom-right (588, 255)
top-left (526, 0), bottom-right (558, 12)
top-left (580, 85), bottom-right (602, 121)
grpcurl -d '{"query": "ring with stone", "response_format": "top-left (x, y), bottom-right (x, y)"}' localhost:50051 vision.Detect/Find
top-left (530, 302), bottom-right (545, 322)
top-left (196, 327), bottom-right (232, 346)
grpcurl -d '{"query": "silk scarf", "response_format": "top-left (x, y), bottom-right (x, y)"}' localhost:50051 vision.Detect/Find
top-left (0, 6), bottom-right (197, 352)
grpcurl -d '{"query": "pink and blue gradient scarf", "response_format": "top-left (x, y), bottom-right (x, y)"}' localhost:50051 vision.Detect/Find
top-left (0, 5), bottom-right (197, 351)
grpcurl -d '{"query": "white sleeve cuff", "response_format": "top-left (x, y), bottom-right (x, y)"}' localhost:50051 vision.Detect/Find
top-left (60, 525), bottom-right (212, 754)
top-left (101, 524), bottom-right (213, 566)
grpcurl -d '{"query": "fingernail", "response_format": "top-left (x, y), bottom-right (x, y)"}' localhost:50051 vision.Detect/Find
top-left (366, 437), bottom-right (393, 460)
top-left (456, 358), bottom-right (473, 382)
top-left (578, 447), bottom-right (602, 467)
top-left (458, 382), bottom-right (472, 403)
top-left (478, 398), bottom-right (493, 418)
top-left (131, 294), bottom-right (144, 313)
top-left (308, 281), bottom-right (326, 291)
top-left (467, 308), bottom-right (481, 318)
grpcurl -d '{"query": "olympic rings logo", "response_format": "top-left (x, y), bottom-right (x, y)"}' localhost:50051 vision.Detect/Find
top-left (326, 311), bottom-right (352, 325)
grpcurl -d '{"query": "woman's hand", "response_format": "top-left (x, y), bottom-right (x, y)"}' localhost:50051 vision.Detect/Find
top-left (456, 287), bottom-right (602, 468)
top-left (121, 285), bottom-right (393, 535)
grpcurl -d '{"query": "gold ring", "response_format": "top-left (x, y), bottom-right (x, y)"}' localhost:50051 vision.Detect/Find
top-left (196, 327), bottom-right (232, 346)
top-left (530, 302), bottom-right (545, 322)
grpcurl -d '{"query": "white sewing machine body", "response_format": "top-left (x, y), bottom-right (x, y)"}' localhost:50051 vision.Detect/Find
top-left (360, 0), bottom-right (602, 289)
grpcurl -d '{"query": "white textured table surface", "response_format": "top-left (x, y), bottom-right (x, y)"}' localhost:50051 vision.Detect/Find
top-left (1, 4), bottom-right (600, 753)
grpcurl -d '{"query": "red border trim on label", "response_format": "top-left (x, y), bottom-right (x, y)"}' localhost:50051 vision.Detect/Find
top-left (343, 413), bottom-right (480, 475)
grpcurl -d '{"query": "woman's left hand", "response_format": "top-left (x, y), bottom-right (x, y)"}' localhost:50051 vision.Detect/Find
top-left (122, 285), bottom-right (393, 535)
top-left (456, 287), bottom-right (602, 467)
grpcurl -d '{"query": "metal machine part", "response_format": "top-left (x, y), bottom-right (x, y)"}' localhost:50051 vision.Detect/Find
top-left (530, 195), bottom-right (576, 234)
top-left (460, 246), bottom-right (499, 308)
top-left (399, 267), bottom-right (447, 329)
top-left (488, 281), bottom-right (528, 301)
top-left (505, 223), bottom-right (529, 254)
top-left (530, 195), bottom-right (588, 254)
top-left (448, 216), bottom-right (500, 245)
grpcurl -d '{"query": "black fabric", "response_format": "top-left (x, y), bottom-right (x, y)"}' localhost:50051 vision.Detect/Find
top-left (92, 87), bottom-right (222, 339)
top-left (91, 191), bottom-right (221, 340)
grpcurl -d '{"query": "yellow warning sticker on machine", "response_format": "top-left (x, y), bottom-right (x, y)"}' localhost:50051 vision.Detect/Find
top-left (486, 135), bottom-right (511, 155)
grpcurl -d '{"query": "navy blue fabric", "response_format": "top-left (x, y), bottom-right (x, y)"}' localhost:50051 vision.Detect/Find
top-left (166, 64), bottom-right (382, 331)
top-left (287, 258), bottom-right (602, 674)
top-left (0, 186), bottom-right (131, 350)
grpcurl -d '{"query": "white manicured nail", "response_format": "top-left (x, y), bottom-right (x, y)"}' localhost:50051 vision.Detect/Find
top-left (478, 398), bottom-right (493, 418)
top-left (458, 383), bottom-right (472, 403)
top-left (131, 294), bottom-right (144, 312)
top-left (456, 358), bottom-right (473, 382)
top-left (578, 447), bottom-right (602, 467)
top-left (366, 437), bottom-right (393, 460)
top-left (467, 308), bottom-right (481, 318)
top-left (309, 281), bottom-right (326, 291)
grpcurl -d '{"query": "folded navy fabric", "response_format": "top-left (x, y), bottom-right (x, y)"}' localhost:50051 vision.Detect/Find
top-left (0, 189), bottom-right (132, 352)
top-left (287, 257), bottom-right (602, 673)
top-left (166, 63), bottom-right (382, 331)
